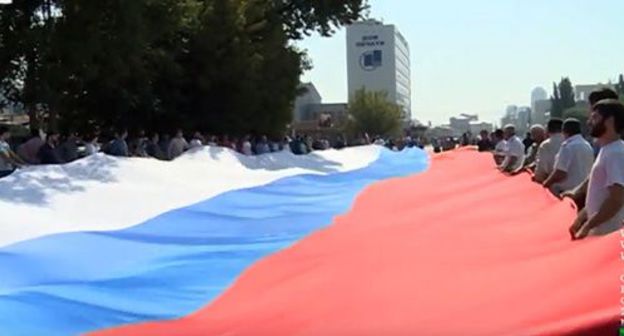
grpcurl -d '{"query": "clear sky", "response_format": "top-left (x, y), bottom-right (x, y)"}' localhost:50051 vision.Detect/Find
top-left (299, 0), bottom-right (624, 125)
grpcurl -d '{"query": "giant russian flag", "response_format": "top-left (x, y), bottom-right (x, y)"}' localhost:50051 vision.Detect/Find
top-left (0, 146), bottom-right (620, 335)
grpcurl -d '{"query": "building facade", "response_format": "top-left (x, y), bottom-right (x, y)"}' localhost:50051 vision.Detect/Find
top-left (293, 83), bottom-right (322, 122)
top-left (449, 114), bottom-right (478, 134)
top-left (531, 87), bottom-right (548, 106)
top-left (445, 114), bottom-right (491, 137)
top-left (575, 84), bottom-right (615, 102)
top-left (346, 20), bottom-right (411, 120)
top-left (291, 82), bottom-right (349, 135)
top-left (501, 105), bottom-right (531, 135)
top-left (532, 99), bottom-right (552, 126)
top-left (469, 121), bottom-right (494, 135)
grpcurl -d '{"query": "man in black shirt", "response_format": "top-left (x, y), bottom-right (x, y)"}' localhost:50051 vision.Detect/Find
top-left (38, 132), bottom-right (63, 164)
top-left (477, 130), bottom-right (493, 152)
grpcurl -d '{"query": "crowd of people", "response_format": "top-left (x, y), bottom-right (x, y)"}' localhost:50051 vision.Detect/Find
top-left (0, 130), bottom-right (314, 177)
top-left (475, 88), bottom-right (624, 240)
top-left (0, 126), bottom-right (428, 180)
top-left (3, 88), bottom-right (623, 241)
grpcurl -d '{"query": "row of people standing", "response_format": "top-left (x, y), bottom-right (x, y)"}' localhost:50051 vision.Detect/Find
top-left (487, 88), bottom-right (624, 239)
top-left (0, 128), bottom-right (86, 178)
top-left (0, 128), bottom-right (350, 179)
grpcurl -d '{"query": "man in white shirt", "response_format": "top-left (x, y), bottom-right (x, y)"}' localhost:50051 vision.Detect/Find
top-left (560, 88), bottom-right (620, 208)
top-left (570, 100), bottom-right (624, 239)
top-left (492, 129), bottom-right (506, 165)
top-left (543, 119), bottom-right (594, 195)
top-left (533, 118), bottom-right (564, 183)
top-left (517, 124), bottom-right (546, 173)
top-left (499, 125), bottom-right (525, 172)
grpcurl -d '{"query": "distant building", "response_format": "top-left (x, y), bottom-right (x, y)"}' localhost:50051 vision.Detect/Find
top-left (501, 105), bottom-right (517, 128)
top-left (501, 105), bottom-right (530, 135)
top-left (532, 99), bottom-right (552, 126)
top-left (291, 83), bottom-right (349, 134)
top-left (531, 87), bottom-right (548, 105)
top-left (531, 87), bottom-right (548, 123)
top-left (306, 103), bottom-right (349, 126)
top-left (447, 114), bottom-right (492, 136)
top-left (516, 107), bottom-right (531, 135)
top-left (449, 114), bottom-right (478, 134)
top-left (575, 83), bottom-right (615, 102)
top-left (293, 83), bottom-right (322, 122)
top-left (469, 121), bottom-right (493, 135)
top-left (347, 20), bottom-right (411, 120)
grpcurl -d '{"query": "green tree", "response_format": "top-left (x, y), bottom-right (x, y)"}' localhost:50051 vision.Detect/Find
top-left (0, 0), bottom-right (59, 129)
top-left (169, 0), bottom-right (306, 137)
top-left (559, 77), bottom-right (576, 110)
top-left (550, 77), bottom-right (575, 118)
top-left (248, 0), bottom-right (369, 39)
top-left (550, 82), bottom-right (562, 118)
top-left (0, 0), bottom-right (368, 136)
top-left (50, 0), bottom-right (200, 134)
top-left (346, 88), bottom-right (402, 138)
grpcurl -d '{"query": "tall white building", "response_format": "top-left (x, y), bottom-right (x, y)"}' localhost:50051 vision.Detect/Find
top-left (530, 87), bottom-right (549, 126)
top-left (531, 87), bottom-right (548, 106)
top-left (346, 20), bottom-right (411, 120)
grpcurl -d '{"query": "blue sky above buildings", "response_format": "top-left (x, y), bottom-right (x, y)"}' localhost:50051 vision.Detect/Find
top-left (299, 0), bottom-right (624, 125)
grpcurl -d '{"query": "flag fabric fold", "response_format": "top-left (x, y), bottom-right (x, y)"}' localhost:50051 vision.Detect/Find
top-left (93, 148), bottom-right (620, 336)
top-left (0, 147), bottom-right (428, 335)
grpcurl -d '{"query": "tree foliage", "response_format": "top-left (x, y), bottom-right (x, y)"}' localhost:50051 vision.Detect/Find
top-left (616, 74), bottom-right (624, 96)
top-left (268, 0), bottom-right (369, 39)
top-left (550, 77), bottom-right (575, 118)
top-left (0, 0), bottom-right (59, 127)
top-left (550, 82), bottom-right (561, 118)
top-left (346, 88), bottom-right (402, 138)
top-left (0, 0), bottom-right (368, 136)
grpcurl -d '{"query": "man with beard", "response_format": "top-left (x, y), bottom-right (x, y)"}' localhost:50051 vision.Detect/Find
top-left (569, 100), bottom-right (624, 239)
top-left (561, 88), bottom-right (619, 208)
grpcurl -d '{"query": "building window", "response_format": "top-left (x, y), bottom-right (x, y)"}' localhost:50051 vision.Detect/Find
top-left (360, 50), bottom-right (383, 71)
top-left (363, 50), bottom-right (382, 67)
